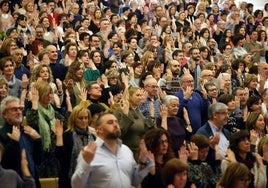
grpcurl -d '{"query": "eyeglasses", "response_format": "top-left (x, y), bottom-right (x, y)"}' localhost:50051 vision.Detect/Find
top-left (91, 86), bottom-right (101, 90)
top-left (208, 88), bottom-right (218, 92)
top-left (183, 80), bottom-right (194, 83)
top-left (6, 107), bottom-right (24, 112)
top-left (216, 111), bottom-right (228, 115)
top-left (203, 74), bottom-right (213, 77)
top-left (147, 85), bottom-right (158, 88)
top-left (159, 139), bottom-right (168, 145)
top-left (109, 77), bottom-right (118, 80)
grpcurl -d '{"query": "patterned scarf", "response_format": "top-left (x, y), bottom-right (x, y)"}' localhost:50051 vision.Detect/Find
top-left (68, 127), bottom-right (95, 178)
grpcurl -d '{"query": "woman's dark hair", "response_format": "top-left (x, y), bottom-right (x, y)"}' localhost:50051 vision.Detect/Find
top-left (200, 28), bottom-right (210, 38)
top-left (246, 96), bottom-right (262, 112)
top-left (146, 60), bottom-right (161, 72)
top-left (218, 94), bottom-right (235, 105)
top-left (162, 158), bottom-right (188, 187)
top-left (15, 14), bottom-right (27, 27)
top-left (142, 128), bottom-right (175, 163)
top-left (257, 29), bottom-right (267, 41)
top-left (229, 130), bottom-right (251, 156)
top-left (232, 34), bottom-right (245, 46)
top-left (138, 71), bottom-right (153, 87)
top-left (231, 58), bottom-right (246, 71)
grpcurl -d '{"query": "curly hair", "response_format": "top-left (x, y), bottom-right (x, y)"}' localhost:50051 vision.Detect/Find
top-left (142, 128), bottom-right (175, 164)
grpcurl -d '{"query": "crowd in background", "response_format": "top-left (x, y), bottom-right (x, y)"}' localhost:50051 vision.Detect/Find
top-left (0, 0), bottom-right (268, 188)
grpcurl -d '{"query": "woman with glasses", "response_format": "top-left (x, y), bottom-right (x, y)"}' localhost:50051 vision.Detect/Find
top-left (156, 95), bottom-right (192, 154)
top-left (140, 128), bottom-right (175, 188)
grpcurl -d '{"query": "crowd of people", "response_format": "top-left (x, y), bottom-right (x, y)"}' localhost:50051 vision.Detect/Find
top-left (0, 0), bottom-right (268, 188)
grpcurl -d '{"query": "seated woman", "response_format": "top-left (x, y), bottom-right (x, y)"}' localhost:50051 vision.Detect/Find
top-left (55, 105), bottom-right (95, 188)
top-left (221, 130), bottom-right (267, 188)
top-left (156, 95), bottom-right (192, 154)
top-left (141, 128), bottom-right (175, 188)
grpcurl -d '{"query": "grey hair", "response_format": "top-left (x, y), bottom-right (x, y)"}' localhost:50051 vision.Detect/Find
top-left (163, 95), bottom-right (179, 105)
top-left (0, 96), bottom-right (20, 115)
top-left (208, 102), bottom-right (228, 119)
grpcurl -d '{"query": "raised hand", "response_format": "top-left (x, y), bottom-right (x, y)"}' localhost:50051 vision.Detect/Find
top-left (249, 129), bottom-right (258, 145)
top-left (215, 144), bottom-right (221, 160)
top-left (209, 133), bottom-right (220, 149)
top-left (108, 91), bottom-right (115, 105)
top-left (23, 126), bottom-right (40, 139)
top-left (82, 141), bottom-right (97, 164)
top-left (183, 86), bottom-right (193, 99)
top-left (160, 104), bottom-right (168, 118)
top-left (187, 142), bottom-right (198, 160)
top-left (121, 72), bottom-right (129, 89)
top-left (21, 149), bottom-right (31, 177)
top-left (53, 119), bottom-right (63, 136)
top-left (253, 152), bottom-right (264, 167)
top-left (21, 74), bottom-right (29, 89)
top-left (120, 97), bottom-right (129, 115)
top-left (158, 88), bottom-right (166, 100)
top-left (165, 69), bottom-right (173, 82)
top-left (138, 139), bottom-right (149, 163)
top-left (101, 74), bottom-right (108, 88)
top-left (178, 144), bottom-right (189, 164)
top-left (54, 93), bottom-right (61, 108)
top-left (225, 149), bottom-right (236, 163)
top-left (262, 144), bottom-right (268, 161)
top-left (78, 88), bottom-right (87, 101)
top-left (7, 126), bottom-right (21, 142)
top-left (56, 78), bottom-right (63, 92)
top-left (30, 86), bottom-right (39, 110)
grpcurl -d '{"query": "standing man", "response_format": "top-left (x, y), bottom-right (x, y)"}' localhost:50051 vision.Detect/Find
top-left (46, 45), bottom-right (67, 81)
top-left (0, 96), bottom-right (43, 188)
top-left (158, 60), bottom-right (182, 95)
top-left (175, 74), bottom-right (210, 133)
top-left (140, 77), bottom-right (162, 119)
top-left (244, 30), bottom-right (265, 63)
top-left (196, 102), bottom-right (230, 160)
top-left (71, 113), bottom-right (155, 188)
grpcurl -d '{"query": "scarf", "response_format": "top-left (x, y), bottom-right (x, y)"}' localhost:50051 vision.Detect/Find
top-left (69, 127), bottom-right (95, 178)
top-left (38, 103), bottom-right (55, 151)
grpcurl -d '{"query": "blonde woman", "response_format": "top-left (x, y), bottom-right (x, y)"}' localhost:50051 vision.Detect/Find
top-left (113, 86), bottom-right (155, 153)
top-left (55, 105), bottom-right (95, 188)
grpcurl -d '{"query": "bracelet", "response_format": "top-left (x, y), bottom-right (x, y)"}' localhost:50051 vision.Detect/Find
top-left (139, 159), bottom-right (150, 166)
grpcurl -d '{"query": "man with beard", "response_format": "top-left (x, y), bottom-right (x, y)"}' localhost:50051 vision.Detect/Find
top-left (71, 113), bottom-right (155, 188)
top-left (158, 59), bottom-right (182, 95)
top-left (0, 96), bottom-right (42, 188)
top-left (232, 87), bottom-right (249, 123)
top-left (183, 47), bottom-right (203, 89)
top-left (196, 102), bottom-right (230, 162)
